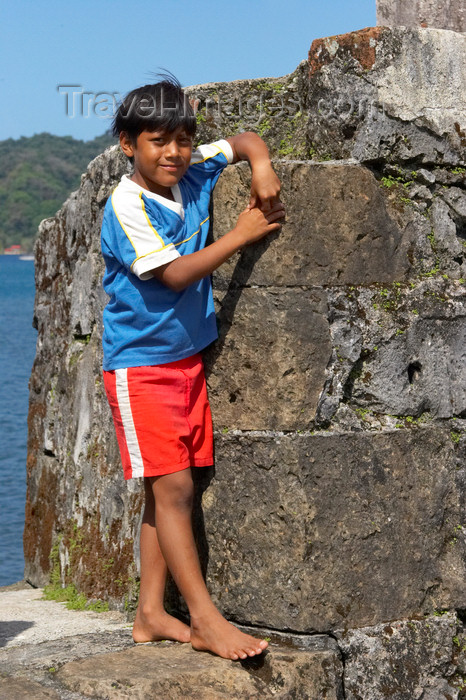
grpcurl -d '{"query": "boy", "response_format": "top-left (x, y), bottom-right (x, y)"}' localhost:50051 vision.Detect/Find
top-left (101, 77), bottom-right (284, 661)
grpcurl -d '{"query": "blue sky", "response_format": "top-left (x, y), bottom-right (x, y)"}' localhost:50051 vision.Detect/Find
top-left (2, 0), bottom-right (375, 142)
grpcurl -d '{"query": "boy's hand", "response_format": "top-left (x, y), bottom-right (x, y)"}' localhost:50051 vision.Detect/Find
top-left (151, 201), bottom-right (285, 292)
top-left (226, 133), bottom-right (281, 212)
top-left (249, 162), bottom-right (282, 212)
top-left (233, 201), bottom-right (285, 247)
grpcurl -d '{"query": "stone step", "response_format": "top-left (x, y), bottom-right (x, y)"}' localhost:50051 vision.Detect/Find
top-left (0, 586), bottom-right (343, 700)
top-left (0, 642), bottom-right (344, 700)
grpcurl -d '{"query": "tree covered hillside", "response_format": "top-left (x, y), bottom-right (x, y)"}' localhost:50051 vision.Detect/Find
top-left (0, 131), bottom-right (116, 252)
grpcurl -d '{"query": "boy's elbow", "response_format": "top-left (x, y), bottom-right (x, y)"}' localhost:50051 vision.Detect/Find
top-left (157, 272), bottom-right (188, 293)
top-left (165, 278), bottom-right (186, 293)
top-left (151, 261), bottom-right (188, 292)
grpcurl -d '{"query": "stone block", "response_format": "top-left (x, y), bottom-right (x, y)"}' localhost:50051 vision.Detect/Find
top-left (307, 27), bottom-right (466, 165)
top-left (337, 613), bottom-right (459, 700)
top-left (205, 288), bottom-right (331, 430)
top-left (199, 429), bottom-right (465, 632)
top-left (57, 642), bottom-right (344, 700)
top-left (212, 161), bottom-right (417, 287)
top-left (351, 313), bottom-right (466, 418)
top-left (313, 281), bottom-right (466, 425)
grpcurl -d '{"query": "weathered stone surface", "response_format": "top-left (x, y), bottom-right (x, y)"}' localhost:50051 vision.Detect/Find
top-left (185, 64), bottom-right (309, 160)
top-left (377, 0), bottom-right (466, 33)
top-left (25, 147), bottom-right (454, 589)
top-left (0, 585), bottom-right (344, 700)
top-left (25, 144), bottom-right (466, 611)
top-left (200, 430), bottom-right (466, 632)
top-left (0, 677), bottom-right (60, 700)
top-left (0, 593), bottom-right (343, 700)
top-left (57, 643), bottom-right (344, 700)
top-left (205, 288), bottom-right (331, 429)
top-left (24, 147), bottom-right (141, 596)
top-left (0, 630), bottom-right (133, 676)
top-left (351, 314), bottom-right (466, 418)
top-left (337, 614), bottom-right (460, 700)
top-left (212, 161), bottom-right (420, 287)
top-left (316, 281), bottom-right (466, 425)
top-left (308, 27), bottom-right (466, 165)
top-left (0, 587), bottom-right (128, 649)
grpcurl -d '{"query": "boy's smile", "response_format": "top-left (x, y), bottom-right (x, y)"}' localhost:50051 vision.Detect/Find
top-left (120, 127), bottom-right (193, 198)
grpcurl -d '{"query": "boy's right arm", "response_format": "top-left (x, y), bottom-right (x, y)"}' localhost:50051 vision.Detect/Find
top-left (151, 202), bottom-right (284, 292)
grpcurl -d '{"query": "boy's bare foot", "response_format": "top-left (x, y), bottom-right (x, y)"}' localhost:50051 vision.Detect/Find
top-left (190, 611), bottom-right (268, 660)
top-left (132, 609), bottom-right (191, 644)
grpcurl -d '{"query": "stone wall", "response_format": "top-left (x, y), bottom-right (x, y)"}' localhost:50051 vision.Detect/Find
top-left (377, 0), bottom-right (466, 33)
top-left (25, 26), bottom-right (466, 698)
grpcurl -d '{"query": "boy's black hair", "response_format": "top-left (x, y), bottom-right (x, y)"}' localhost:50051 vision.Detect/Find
top-left (112, 74), bottom-right (196, 142)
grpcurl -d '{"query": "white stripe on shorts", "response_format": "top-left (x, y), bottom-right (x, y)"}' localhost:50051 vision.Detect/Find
top-left (115, 368), bottom-right (145, 479)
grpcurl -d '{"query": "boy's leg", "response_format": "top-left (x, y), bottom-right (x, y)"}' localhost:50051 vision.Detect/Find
top-left (132, 477), bottom-right (191, 643)
top-left (152, 468), bottom-right (268, 660)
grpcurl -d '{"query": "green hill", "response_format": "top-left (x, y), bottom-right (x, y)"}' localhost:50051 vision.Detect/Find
top-left (0, 131), bottom-right (116, 252)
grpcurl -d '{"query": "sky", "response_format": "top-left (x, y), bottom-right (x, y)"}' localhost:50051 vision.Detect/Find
top-left (1, 0), bottom-right (376, 142)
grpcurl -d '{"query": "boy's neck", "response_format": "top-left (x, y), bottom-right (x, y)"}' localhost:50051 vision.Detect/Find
top-left (130, 173), bottom-right (175, 201)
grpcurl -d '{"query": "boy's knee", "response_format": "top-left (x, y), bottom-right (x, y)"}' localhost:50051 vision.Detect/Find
top-left (154, 470), bottom-right (194, 512)
top-left (169, 482), bottom-right (194, 512)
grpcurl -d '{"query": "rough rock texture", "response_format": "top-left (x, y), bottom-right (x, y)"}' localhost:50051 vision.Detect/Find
top-left (187, 26), bottom-right (466, 169)
top-left (24, 23), bottom-right (466, 700)
top-left (186, 66), bottom-right (309, 159)
top-left (0, 587), bottom-right (345, 700)
top-left (337, 613), bottom-right (461, 700)
top-left (24, 148), bottom-right (140, 605)
top-left (308, 27), bottom-right (466, 166)
top-left (56, 643), bottom-right (343, 700)
top-left (2, 604), bottom-right (464, 699)
top-left (211, 161), bottom-right (419, 288)
top-left (0, 677), bottom-right (61, 700)
top-left (377, 0), bottom-right (466, 33)
top-left (199, 430), bottom-right (465, 632)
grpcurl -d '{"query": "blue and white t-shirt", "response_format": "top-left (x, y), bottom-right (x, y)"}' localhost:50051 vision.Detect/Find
top-left (101, 139), bottom-right (234, 370)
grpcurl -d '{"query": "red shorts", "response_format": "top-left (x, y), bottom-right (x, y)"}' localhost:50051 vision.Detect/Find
top-left (103, 354), bottom-right (213, 480)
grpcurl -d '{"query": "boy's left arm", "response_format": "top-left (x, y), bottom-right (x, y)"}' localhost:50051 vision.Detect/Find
top-left (226, 132), bottom-right (281, 212)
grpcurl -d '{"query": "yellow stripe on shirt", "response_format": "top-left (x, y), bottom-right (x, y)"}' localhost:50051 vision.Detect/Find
top-left (139, 192), bottom-right (166, 248)
top-left (130, 216), bottom-right (210, 270)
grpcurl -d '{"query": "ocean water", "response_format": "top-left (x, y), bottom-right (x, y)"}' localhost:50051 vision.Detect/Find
top-left (0, 255), bottom-right (37, 586)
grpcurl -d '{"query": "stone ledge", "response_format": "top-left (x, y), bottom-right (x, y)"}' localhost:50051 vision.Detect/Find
top-left (0, 586), bottom-right (129, 650)
top-left (56, 643), bottom-right (344, 700)
top-left (0, 588), bottom-right (344, 700)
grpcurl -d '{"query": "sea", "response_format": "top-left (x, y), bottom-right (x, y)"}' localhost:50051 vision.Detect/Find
top-left (0, 254), bottom-right (37, 586)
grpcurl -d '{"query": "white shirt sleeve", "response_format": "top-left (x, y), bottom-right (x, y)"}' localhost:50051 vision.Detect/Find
top-left (111, 182), bottom-right (180, 280)
top-left (190, 139), bottom-right (234, 165)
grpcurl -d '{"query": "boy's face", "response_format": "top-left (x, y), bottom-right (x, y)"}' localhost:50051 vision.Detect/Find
top-left (120, 127), bottom-right (193, 197)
